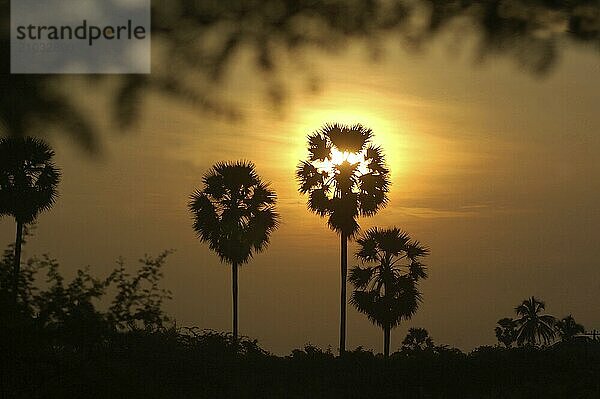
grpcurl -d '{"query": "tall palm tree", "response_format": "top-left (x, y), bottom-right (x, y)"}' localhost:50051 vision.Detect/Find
top-left (556, 315), bottom-right (585, 342)
top-left (514, 296), bottom-right (556, 347)
top-left (296, 123), bottom-right (390, 354)
top-left (0, 137), bottom-right (60, 299)
top-left (189, 161), bottom-right (278, 342)
top-left (349, 227), bottom-right (429, 357)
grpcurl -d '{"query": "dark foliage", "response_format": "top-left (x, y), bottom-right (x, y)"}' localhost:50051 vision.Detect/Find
top-left (495, 317), bottom-right (519, 348)
top-left (2, 321), bottom-right (599, 398)
top-left (0, 243), bottom-right (173, 350)
top-left (1, 248), bottom-right (599, 398)
top-left (401, 327), bottom-right (435, 352)
top-left (2, 1), bottom-right (597, 151)
top-left (557, 315), bottom-right (586, 342)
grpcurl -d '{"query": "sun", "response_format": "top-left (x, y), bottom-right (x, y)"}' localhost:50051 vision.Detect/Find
top-left (290, 97), bottom-right (402, 167)
top-left (329, 147), bottom-right (364, 166)
top-left (288, 91), bottom-right (421, 193)
top-left (317, 147), bottom-right (371, 177)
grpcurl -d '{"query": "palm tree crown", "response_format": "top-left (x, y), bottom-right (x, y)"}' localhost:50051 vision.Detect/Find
top-left (296, 123), bottom-right (390, 237)
top-left (350, 227), bottom-right (428, 328)
top-left (189, 161), bottom-right (279, 265)
top-left (350, 227), bottom-right (429, 357)
top-left (0, 137), bottom-right (60, 223)
top-left (514, 296), bottom-right (556, 347)
top-left (556, 315), bottom-right (585, 342)
top-left (401, 327), bottom-right (435, 352)
top-left (495, 317), bottom-right (518, 348)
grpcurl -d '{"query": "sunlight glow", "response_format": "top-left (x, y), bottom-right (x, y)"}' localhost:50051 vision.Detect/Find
top-left (329, 148), bottom-right (363, 166)
top-left (318, 147), bottom-right (371, 178)
top-left (287, 93), bottom-right (414, 185)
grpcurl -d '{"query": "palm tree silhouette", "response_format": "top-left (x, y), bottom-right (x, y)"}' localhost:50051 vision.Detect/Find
top-left (349, 227), bottom-right (429, 357)
top-left (514, 296), bottom-right (556, 347)
top-left (189, 161), bottom-right (278, 342)
top-left (296, 123), bottom-right (390, 354)
top-left (495, 317), bottom-right (518, 348)
top-left (0, 137), bottom-right (60, 300)
top-left (401, 327), bottom-right (435, 352)
top-left (556, 315), bottom-right (585, 342)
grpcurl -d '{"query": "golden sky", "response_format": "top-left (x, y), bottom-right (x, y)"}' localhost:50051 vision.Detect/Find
top-left (1, 34), bottom-right (599, 354)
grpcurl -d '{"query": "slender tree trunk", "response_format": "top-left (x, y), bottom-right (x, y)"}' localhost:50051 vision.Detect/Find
top-left (13, 220), bottom-right (23, 304)
top-left (340, 232), bottom-right (348, 355)
top-left (384, 325), bottom-right (391, 358)
top-left (232, 262), bottom-right (239, 345)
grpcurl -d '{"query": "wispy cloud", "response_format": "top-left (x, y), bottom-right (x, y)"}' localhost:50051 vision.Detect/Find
top-left (389, 204), bottom-right (532, 219)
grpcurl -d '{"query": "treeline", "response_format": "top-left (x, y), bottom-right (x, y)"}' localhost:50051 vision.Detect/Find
top-left (495, 296), bottom-right (590, 348)
top-left (1, 246), bottom-right (599, 398)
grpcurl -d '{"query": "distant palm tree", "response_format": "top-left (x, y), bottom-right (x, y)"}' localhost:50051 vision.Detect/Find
top-left (514, 296), bottom-right (556, 347)
top-left (401, 327), bottom-right (435, 352)
top-left (0, 137), bottom-right (60, 299)
top-left (556, 315), bottom-right (585, 342)
top-left (189, 161), bottom-right (278, 342)
top-left (495, 317), bottom-right (518, 348)
top-left (297, 123), bottom-right (390, 354)
top-left (349, 227), bottom-right (428, 357)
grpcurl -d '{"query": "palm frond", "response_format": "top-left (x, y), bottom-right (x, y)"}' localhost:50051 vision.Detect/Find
top-left (348, 266), bottom-right (374, 289)
top-left (328, 195), bottom-right (360, 236)
top-left (408, 261), bottom-right (428, 281)
top-left (326, 123), bottom-right (372, 153)
top-left (296, 161), bottom-right (323, 194)
top-left (189, 192), bottom-right (220, 242)
top-left (308, 188), bottom-right (331, 216)
top-left (364, 145), bottom-right (389, 174)
top-left (355, 229), bottom-right (380, 262)
top-left (357, 172), bottom-right (390, 216)
top-left (333, 161), bottom-right (359, 195)
top-left (247, 206), bottom-right (280, 253)
top-left (406, 241), bottom-right (430, 260)
top-left (307, 133), bottom-right (331, 162)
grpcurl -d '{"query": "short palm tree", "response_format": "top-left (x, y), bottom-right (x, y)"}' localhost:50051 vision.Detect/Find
top-left (556, 315), bottom-right (585, 342)
top-left (189, 161), bottom-right (278, 342)
top-left (297, 123), bottom-right (390, 354)
top-left (514, 296), bottom-right (556, 347)
top-left (495, 317), bottom-right (518, 348)
top-left (401, 327), bottom-right (435, 352)
top-left (0, 137), bottom-right (60, 299)
top-left (349, 227), bottom-right (429, 357)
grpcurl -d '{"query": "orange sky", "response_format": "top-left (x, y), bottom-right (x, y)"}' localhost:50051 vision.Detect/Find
top-left (1, 35), bottom-right (599, 354)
